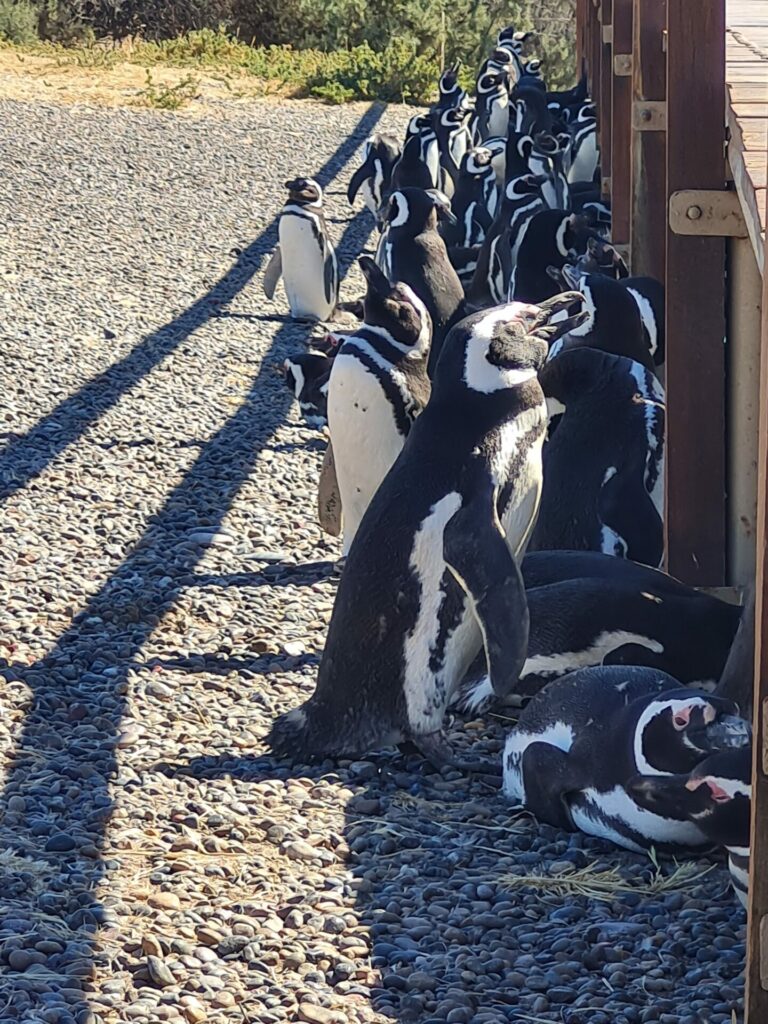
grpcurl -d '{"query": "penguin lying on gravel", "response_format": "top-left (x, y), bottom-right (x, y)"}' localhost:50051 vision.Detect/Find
top-left (531, 347), bottom-right (665, 567)
top-left (628, 748), bottom-right (751, 907)
top-left (520, 550), bottom-right (692, 594)
top-left (268, 294), bottom-right (586, 772)
top-left (263, 177), bottom-right (338, 321)
top-left (327, 257), bottom-right (432, 555)
top-left (503, 666), bottom-right (751, 851)
top-left (347, 133), bottom-right (402, 220)
top-left (453, 578), bottom-right (741, 712)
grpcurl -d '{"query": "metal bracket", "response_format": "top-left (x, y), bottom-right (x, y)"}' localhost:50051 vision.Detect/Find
top-left (633, 101), bottom-right (666, 131)
top-left (669, 190), bottom-right (747, 238)
top-left (614, 53), bottom-right (632, 76)
top-left (601, 176), bottom-right (611, 198)
top-left (602, 24), bottom-right (613, 44)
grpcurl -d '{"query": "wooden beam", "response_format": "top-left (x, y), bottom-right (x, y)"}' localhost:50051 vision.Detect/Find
top-left (664, 0), bottom-right (726, 585)
top-left (611, 0), bottom-right (633, 243)
top-left (630, 0), bottom-right (667, 278)
top-left (599, 0), bottom-right (614, 197)
top-left (746, 177), bottom-right (768, 1024)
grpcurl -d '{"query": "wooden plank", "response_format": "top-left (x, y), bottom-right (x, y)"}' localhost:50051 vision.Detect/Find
top-left (611, 0), bottom-right (633, 243)
top-left (745, 185), bottom-right (768, 1024)
top-left (600, 0), bottom-right (613, 195)
top-left (630, 0), bottom-right (667, 278)
top-left (664, 0), bottom-right (727, 585)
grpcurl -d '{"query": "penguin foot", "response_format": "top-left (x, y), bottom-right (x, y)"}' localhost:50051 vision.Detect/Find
top-left (413, 730), bottom-right (502, 776)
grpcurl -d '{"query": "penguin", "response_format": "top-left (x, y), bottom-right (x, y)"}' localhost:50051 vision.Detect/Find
top-left (621, 276), bottom-right (665, 368)
top-left (327, 257), bottom-right (432, 556)
top-left (283, 349), bottom-right (334, 428)
top-left (379, 188), bottom-right (466, 375)
top-left (512, 86), bottom-right (554, 136)
top-left (473, 71), bottom-right (510, 141)
top-left (443, 148), bottom-right (498, 250)
top-left (436, 62), bottom-right (469, 112)
top-left (263, 177), bottom-right (338, 321)
top-left (389, 130), bottom-right (439, 193)
top-left (347, 133), bottom-right (401, 218)
top-left (546, 72), bottom-right (589, 118)
top-left (468, 173), bottom-right (547, 309)
top-left (510, 209), bottom-right (593, 303)
top-left (567, 103), bottom-right (599, 185)
top-left (627, 748), bottom-right (752, 907)
top-left (532, 347), bottom-right (665, 567)
top-left (528, 132), bottom-right (570, 210)
top-left (268, 295), bottom-right (587, 771)
top-left (433, 107), bottom-right (474, 194)
top-left (502, 666), bottom-right (751, 851)
top-left (520, 550), bottom-right (693, 595)
top-left (571, 235), bottom-right (627, 280)
top-left (546, 268), bottom-right (656, 373)
top-left (454, 578), bottom-right (741, 712)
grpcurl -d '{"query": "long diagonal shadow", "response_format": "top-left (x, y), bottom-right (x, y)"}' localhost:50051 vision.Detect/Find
top-left (0, 102), bottom-right (383, 504)
top-left (0, 104), bottom-right (381, 1015)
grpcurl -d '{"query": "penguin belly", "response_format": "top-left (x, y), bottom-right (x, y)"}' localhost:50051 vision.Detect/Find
top-left (568, 788), bottom-right (709, 852)
top-left (568, 132), bottom-right (598, 185)
top-left (488, 100), bottom-right (510, 140)
top-left (327, 353), bottom-right (408, 556)
top-left (498, 425), bottom-right (546, 556)
top-left (278, 216), bottom-right (335, 320)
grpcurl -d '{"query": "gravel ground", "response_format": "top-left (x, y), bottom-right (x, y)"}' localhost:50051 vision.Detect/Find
top-left (0, 96), bottom-right (746, 1024)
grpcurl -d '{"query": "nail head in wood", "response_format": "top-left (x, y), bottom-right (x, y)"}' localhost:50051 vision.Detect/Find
top-left (632, 100), bottom-right (666, 131)
top-left (613, 53), bottom-right (632, 76)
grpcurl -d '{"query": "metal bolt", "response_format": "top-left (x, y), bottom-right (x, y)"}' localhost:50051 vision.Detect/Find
top-left (686, 205), bottom-right (703, 220)
top-left (640, 108), bottom-right (652, 122)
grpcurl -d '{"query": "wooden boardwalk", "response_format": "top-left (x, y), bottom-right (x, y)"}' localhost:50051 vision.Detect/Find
top-left (727, 0), bottom-right (768, 270)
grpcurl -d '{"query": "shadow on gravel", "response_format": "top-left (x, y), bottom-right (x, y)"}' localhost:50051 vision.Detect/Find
top-left (0, 102), bottom-right (383, 505)
top-left (0, 103), bottom-right (382, 1019)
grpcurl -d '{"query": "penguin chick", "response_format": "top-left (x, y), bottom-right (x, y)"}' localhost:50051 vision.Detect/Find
top-left (627, 748), bottom-right (752, 907)
top-left (268, 293), bottom-right (585, 773)
top-left (263, 177), bottom-right (339, 321)
top-left (503, 667), bottom-right (751, 851)
top-left (327, 256), bottom-right (432, 556)
top-left (531, 347), bottom-right (665, 567)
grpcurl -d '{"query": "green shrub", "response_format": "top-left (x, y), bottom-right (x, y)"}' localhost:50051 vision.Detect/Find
top-left (0, 0), bottom-right (40, 43)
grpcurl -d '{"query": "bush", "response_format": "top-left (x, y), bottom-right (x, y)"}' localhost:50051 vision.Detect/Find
top-left (0, 0), bottom-right (40, 43)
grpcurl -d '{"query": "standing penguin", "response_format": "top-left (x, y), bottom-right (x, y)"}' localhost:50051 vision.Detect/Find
top-left (436, 62), bottom-right (469, 111)
top-left (434, 107), bottom-right (474, 193)
top-left (443, 148), bottom-right (498, 249)
top-left (379, 188), bottom-right (466, 375)
top-left (347, 133), bottom-right (402, 218)
top-left (327, 257), bottom-right (432, 555)
top-left (268, 295), bottom-right (586, 770)
top-left (510, 209), bottom-right (593, 302)
top-left (473, 71), bottom-right (510, 141)
top-left (503, 667), bottom-right (751, 850)
top-left (263, 177), bottom-right (338, 321)
top-left (628, 748), bottom-right (752, 907)
top-left (532, 347), bottom-right (665, 566)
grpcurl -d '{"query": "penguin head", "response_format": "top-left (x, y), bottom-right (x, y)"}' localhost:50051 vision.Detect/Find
top-left (462, 147), bottom-right (494, 177)
top-left (439, 292), bottom-right (585, 395)
top-left (577, 236), bottom-right (629, 279)
top-left (478, 70), bottom-right (507, 96)
top-left (383, 188), bottom-right (457, 233)
top-left (284, 177), bottom-right (323, 207)
top-left (439, 61), bottom-right (462, 93)
top-left (439, 107), bottom-right (471, 132)
top-left (506, 171), bottom-right (548, 201)
top-left (634, 691), bottom-right (752, 776)
top-left (626, 748), bottom-right (751, 848)
top-left (359, 256), bottom-right (432, 353)
top-left (525, 59), bottom-right (542, 77)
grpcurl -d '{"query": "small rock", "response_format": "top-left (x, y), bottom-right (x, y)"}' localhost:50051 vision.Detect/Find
top-left (45, 833), bottom-right (77, 853)
top-left (148, 892), bottom-right (181, 911)
top-left (146, 955), bottom-right (175, 988)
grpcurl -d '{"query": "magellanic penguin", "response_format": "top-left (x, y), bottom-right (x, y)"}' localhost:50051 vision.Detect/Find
top-left (268, 295), bottom-right (587, 771)
top-left (621, 276), bottom-right (666, 369)
top-left (327, 257), bottom-right (432, 556)
top-left (347, 133), bottom-right (401, 219)
top-left (502, 666), bottom-right (751, 851)
top-left (283, 349), bottom-right (334, 428)
top-left (520, 550), bottom-right (694, 595)
top-left (263, 178), bottom-right (339, 321)
top-left (510, 210), bottom-right (594, 303)
top-left (529, 132), bottom-right (570, 211)
top-left (443, 148), bottom-right (498, 249)
top-left (567, 102), bottom-right (599, 185)
top-left (532, 347), bottom-right (665, 567)
top-left (628, 748), bottom-right (752, 907)
top-left (433, 107), bottom-right (474, 194)
top-left (378, 188), bottom-right (466, 375)
top-left (453, 577), bottom-right (741, 713)
top-left (473, 70), bottom-right (510, 142)
top-left (436, 61), bottom-right (469, 112)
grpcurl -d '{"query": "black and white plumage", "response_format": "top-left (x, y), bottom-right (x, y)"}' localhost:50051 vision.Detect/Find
top-left (347, 133), bottom-right (401, 218)
top-left (510, 209), bottom-right (594, 303)
top-left (567, 102), bottom-right (599, 185)
top-left (628, 749), bottom-right (752, 907)
top-left (532, 347), bottom-right (665, 566)
top-left (378, 188), bottom-right (465, 375)
top-left (263, 177), bottom-right (338, 321)
top-left (520, 550), bottom-right (694, 594)
top-left (436, 61), bottom-right (469, 111)
top-left (621, 276), bottom-right (666, 368)
top-left (454, 578), bottom-right (741, 712)
top-left (443, 147), bottom-right (498, 249)
top-left (528, 132), bottom-right (570, 210)
top-left (503, 667), bottom-right (751, 851)
top-left (268, 296), bottom-right (585, 771)
top-left (473, 70), bottom-right (510, 141)
top-left (433, 107), bottom-right (474, 193)
top-left (283, 350), bottom-right (334, 428)
top-left (327, 257), bottom-right (432, 555)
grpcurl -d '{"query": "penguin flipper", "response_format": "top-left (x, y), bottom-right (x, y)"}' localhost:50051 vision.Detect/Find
top-left (599, 461), bottom-right (663, 567)
top-left (317, 441), bottom-right (342, 537)
top-left (347, 163), bottom-right (370, 205)
top-left (324, 249), bottom-right (339, 308)
top-left (263, 246), bottom-right (282, 299)
top-left (444, 484), bottom-right (528, 700)
top-left (519, 741), bottom-right (576, 830)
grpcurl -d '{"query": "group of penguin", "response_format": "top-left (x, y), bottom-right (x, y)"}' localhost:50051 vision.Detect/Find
top-left (264, 28), bottom-right (752, 911)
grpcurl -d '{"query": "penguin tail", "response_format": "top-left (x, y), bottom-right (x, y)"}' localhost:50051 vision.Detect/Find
top-left (267, 701), bottom-right (347, 761)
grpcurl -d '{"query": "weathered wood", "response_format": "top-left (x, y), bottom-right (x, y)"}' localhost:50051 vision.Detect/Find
top-left (745, 188), bottom-right (768, 1024)
top-left (610, 0), bottom-right (633, 243)
top-left (630, 0), bottom-right (667, 279)
top-left (599, 0), bottom-right (613, 196)
top-left (664, 0), bottom-right (727, 585)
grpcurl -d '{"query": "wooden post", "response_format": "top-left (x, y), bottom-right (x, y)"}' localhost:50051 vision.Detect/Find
top-left (589, 0), bottom-right (601, 113)
top-left (664, 0), bottom-right (727, 585)
top-left (610, 0), bottom-right (633, 244)
top-left (599, 0), bottom-right (613, 197)
top-left (630, 0), bottom-right (666, 278)
top-left (745, 187), bottom-right (768, 1024)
